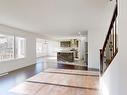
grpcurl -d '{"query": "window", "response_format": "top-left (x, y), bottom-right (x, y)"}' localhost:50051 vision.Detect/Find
top-left (36, 39), bottom-right (49, 57)
top-left (36, 39), bottom-right (45, 57)
top-left (0, 34), bottom-right (26, 62)
top-left (0, 34), bottom-right (14, 61)
top-left (15, 37), bottom-right (26, 58)
top-left (36, 39), bottom-right (43, 57)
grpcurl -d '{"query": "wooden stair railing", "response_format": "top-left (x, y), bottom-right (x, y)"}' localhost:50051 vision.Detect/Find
top-left (100, 5), bottom-right (118, 74)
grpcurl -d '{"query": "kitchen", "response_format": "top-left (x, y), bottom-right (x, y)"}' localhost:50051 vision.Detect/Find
top-left (57, 37), bottom-right (88, 68)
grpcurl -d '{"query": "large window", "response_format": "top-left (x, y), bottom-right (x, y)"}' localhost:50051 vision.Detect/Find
top-left (0, 34), bottom-right (14, 61)
top-left (15, 37), bottom-right (26, 58)
top-left (36, 39), bottom-right (49, 57)
top-left (0, 34), bottom-right (26, 61)
top-left (36, 39), bottom-right (43, 57)
top-left (36, 38), bottom-right (59, 57)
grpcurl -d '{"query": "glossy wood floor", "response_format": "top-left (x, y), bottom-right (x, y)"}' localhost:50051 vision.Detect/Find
top-left (45, 68), bottom-right (99, 76)
top-left (0, 63), bottom-right (44, 95)
top-left (10, 82), bottom-right (100, 95)
top-left (26, 72), bottom-right (99, 89)
top-left (10, 69), bottom-right (100, 95)
top-left (0, 57), bottom-right (100, 95)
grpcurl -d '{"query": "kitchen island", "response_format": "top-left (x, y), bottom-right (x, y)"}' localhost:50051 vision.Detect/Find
top-left (57, 51), bottom-right (74, 62)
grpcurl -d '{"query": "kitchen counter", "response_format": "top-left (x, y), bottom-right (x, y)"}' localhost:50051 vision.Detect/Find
top-left (57, 51), bottom-right (74, 62)
top-left (57, 51), bottom-right (74, 53)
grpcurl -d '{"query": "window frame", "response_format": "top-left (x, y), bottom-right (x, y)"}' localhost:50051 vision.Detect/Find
top-left (0, 34), bottom-right (26, 62)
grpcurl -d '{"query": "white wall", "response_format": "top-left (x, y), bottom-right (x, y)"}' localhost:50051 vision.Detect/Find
top-left (88, 0), bottom-right (116, 69)
top-left (0, 24), bottom-right (52, 74)
top-left (101, 0), bottom-right (127, 95)
top-left (48, 40), bottom-right (59, 57)
top-left (100, 55), bottom-right (119, 95)
top-left (88, 29), bottom-right (105, 69)
top-left (117, 0), bottom-right (127, 94)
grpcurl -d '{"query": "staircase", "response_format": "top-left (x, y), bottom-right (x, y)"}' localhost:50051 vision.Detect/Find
top-left (100, 4), bottom-right (118, 74)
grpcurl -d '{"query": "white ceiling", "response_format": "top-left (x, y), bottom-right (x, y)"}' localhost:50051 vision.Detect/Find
top-left (0, 0), bottom-right (115, 38)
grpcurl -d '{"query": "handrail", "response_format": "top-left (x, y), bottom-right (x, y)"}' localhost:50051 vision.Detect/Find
top-left (100, 5), bottom-right (118, 74)
top-left (102, 5), bottom-right (118, 52)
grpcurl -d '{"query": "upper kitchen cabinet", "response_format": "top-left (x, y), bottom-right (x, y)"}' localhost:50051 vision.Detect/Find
top-left (60, 41), bottom-right (71, 47)
top-left (60, 39), bottom-right (79, 48)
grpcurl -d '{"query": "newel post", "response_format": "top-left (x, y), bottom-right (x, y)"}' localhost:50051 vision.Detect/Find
top-left (100, 49), bottom-right (103, 75)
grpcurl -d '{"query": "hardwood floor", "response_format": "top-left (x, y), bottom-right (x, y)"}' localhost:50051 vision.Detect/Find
top-left (0, 63), bottom-right (44, 95)
top-left (45, 68), bottom-right (99, 76)
top-left (26, 72), bottom-right (99, 89)
top-left (0, 57), bottom-right (100, 95)
top-left (10, 69), bottom-right (100, 95)
top-left (10, 82), bottom-right (100, 95)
